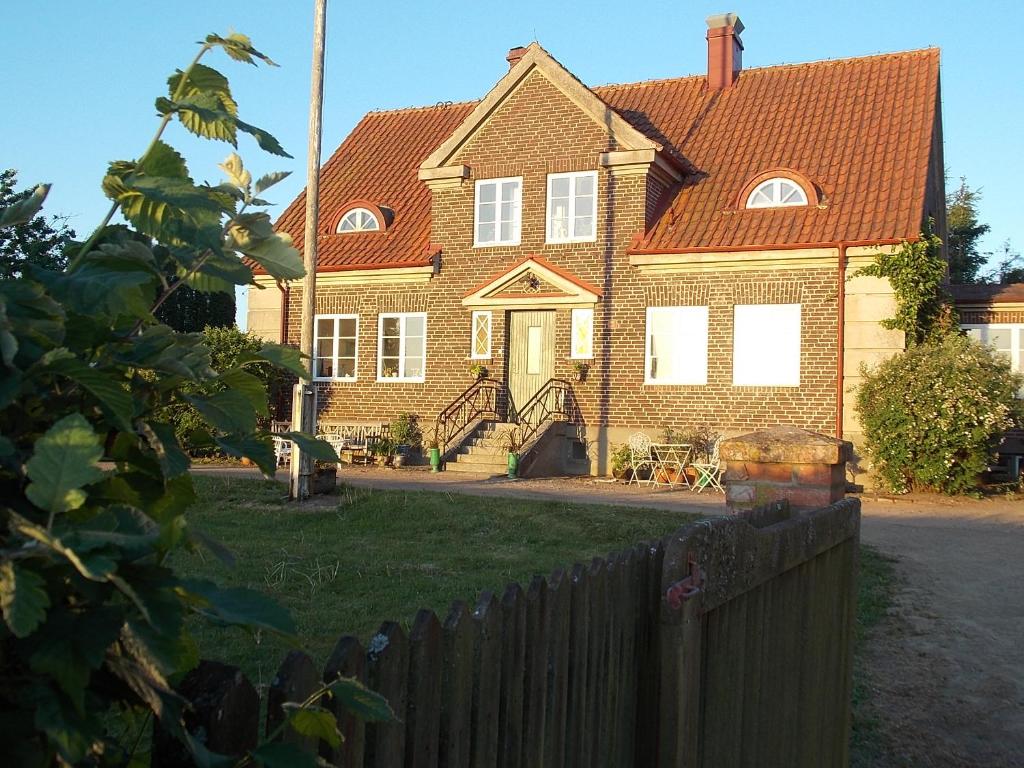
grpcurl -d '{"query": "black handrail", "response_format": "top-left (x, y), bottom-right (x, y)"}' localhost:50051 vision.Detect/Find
top-left (512, 378), bottom-right (574, 449)
top-left (434, 377), bottom-right (502, 456)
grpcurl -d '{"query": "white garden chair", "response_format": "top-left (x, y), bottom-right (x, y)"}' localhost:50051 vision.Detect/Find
top-left (691, 437), bottom-right (724, 493)
top-left (272, 436), bottom-right (292, 468)
top-left (627, 431), bottom-right (659, 486)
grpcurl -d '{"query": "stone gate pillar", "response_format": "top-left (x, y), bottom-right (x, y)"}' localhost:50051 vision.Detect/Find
top-left (721, 425), bottom-right (852, 513)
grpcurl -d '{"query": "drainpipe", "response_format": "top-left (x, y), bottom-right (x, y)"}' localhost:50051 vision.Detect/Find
top-left (836, 243), bottom-right (848, 439)
top-left (279, 284), bottom-right (290, 345)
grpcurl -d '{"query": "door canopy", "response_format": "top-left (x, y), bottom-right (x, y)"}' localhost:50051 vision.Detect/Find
top-left (462, 256), bottom-right (602, 310)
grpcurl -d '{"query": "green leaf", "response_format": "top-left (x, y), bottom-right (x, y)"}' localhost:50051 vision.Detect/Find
top-left (255, 170), bottom-right (290, 195)
top-left (249, 742), bottom-right (318, 768)
top-left (138, 140), bottom-right (189, 179)
top-left (236, 232), bottom-right (304, 281)
top-left (0, 562), bottom-right (50, 638)
top-left (225, 211), bottom-right (274, 249)
top-left (283, 705), bottom-right (341, 748)
top-left (28, 260), bottom-right (156, 320)
top-left (0, 183), bottom-right (49, 228)
top-left (326, 676), bottom-right (397, 722)
top-left (219, 367), bottom-right (268, 416)
top-left (181, 579), bottom-right (296, 636)
top-left (236, 118), bottom-right (291, 158)
top-left (205, 32), bottom-right (277, 66)
top-left (168, 63), bottom-right (237, 115)
top-left (0, 435), bottom-right (13, 458)
top-left (139, 421), bottom-right (191, 478)
top-left (187, 389), bottom-right (257, 434)
top-left (277, 431), bottom-right (337, 463)
top-left (44, 356), bottom-right (134, 432)
top-left (10, 513), bottom-right (117, 582)
top-left (170, 92), bottom-right (238, 145)
top-left (239, 343), bottom-right (307, 380)
top-left (217, 152), bottom-right (250, 190)
top-left (214, 434), bottom-right (276, 475)
top-left (25, 414), bottom-right (105, 514)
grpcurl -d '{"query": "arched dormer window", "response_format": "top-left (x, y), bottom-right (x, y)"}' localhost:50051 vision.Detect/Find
top-left (337, 207), bottom-right (381, 232)
top-left (745, 177), bottom-right (809, 208)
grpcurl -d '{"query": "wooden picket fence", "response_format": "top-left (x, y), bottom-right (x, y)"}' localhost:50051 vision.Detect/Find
top-left (155, 497), bottom-right (860, 767)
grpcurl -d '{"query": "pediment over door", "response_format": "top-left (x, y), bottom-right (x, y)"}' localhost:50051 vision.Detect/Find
top-left (462, 256), bottom-right (602, 309)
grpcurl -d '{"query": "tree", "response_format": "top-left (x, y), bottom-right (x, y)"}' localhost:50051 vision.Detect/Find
top-left (854, 221), bottom-right (955, 345)
top-left (154, 282), bottom-right (236, 331)
top-left (0, 169), bottom-right (75, 278)
top-left (946, 177), bottom-right (990, 284)
top-left (981, 240), bottom-right (1024, 284)
top-left (0, 32), bottom-right (390, 765)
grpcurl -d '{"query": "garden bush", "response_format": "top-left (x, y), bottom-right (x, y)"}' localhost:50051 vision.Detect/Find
top-left (856, 333), bottom-right (1024, 493)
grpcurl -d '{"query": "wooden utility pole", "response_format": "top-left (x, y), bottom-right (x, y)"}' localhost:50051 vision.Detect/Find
top-left (290, 0), bottom-right (328, 500)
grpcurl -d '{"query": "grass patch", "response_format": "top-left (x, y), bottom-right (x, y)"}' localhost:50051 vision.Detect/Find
top-left (178, 476), bottom-right (699, 690)
top-left (851, 544), bottom-right (898, 766)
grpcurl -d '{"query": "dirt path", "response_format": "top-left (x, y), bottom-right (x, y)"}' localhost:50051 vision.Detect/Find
top-left (859, 496), bottom-right (1024, 766)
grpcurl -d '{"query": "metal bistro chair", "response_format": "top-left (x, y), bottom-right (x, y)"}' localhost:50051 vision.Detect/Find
top-left (691, 437), bottom-right (724, 493)
top-left (627, 431), bottom-right (659, 486)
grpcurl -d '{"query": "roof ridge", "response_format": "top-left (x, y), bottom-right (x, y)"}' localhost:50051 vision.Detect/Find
top-left (365, 99), bottom-right (479, 116)
top-left (594, 46), bottom-right (939, 91)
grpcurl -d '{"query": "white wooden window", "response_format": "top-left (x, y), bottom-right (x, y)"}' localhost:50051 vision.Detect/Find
top-left (733, 304), bottom-right (801, 386)
top-left (337, 207), bottom-right (380, 232)
top-left (377, 313), bottom-right (426, 382)
top-left (547, 171), bottom-right (597, 242)
top-left (313, 315), bottom-right (358, 380)
top-left (746, 178), bottom-right (808, 209)
top-left (570, 307), bottom-right (593, 359)
top-left (471, 311), bottom-right (492, 359)
top-left (474, 177), bottom-right (521, 246)
top-left (645, 306), bottom-right (708, 385)
top-left (963, 324), bottom-right (1024, 397)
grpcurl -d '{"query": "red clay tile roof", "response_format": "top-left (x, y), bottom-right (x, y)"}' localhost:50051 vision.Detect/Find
top-left (951, 283), bottom-right (1024, 304)
top-left (272, 48), bottom-right (940, 272)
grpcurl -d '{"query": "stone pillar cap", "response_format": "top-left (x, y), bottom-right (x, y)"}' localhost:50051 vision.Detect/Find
top-left (721, 425), bottom-right (852, 465)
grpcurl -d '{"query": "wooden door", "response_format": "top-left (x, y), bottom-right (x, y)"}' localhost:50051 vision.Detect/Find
top-left (508, 310), bottom-right (555, 414)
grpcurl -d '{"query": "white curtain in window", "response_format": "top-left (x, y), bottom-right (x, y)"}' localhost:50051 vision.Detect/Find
top-left (646, 306), bottom-right (708, 384)
top-left (733, 304), bottom-right (801, 386)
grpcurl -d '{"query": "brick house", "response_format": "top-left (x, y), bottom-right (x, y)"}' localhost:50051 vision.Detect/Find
top-left (248, 13), bottom-right (945, 475)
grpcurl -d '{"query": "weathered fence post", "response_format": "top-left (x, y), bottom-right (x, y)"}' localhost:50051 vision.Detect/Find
top-left (322, 636), bottom-right (368, 767)
top-left (152, 660), bottom-right (258, 768)
top-left (721, 425), bottom-right (853, 513)
top-left (406, 609), bottom-right (443, 767)
top-left (266, 650), bottom-right (319, 753)
top-left (366, 621), bottom-right (409, 766)
top-left (440, 601), bottom-right (474, 768)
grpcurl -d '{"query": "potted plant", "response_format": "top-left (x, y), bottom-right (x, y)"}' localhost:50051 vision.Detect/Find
top-left (611, 443), bottom-right (633, 481)
top-left (469, 362), bottom-right (489, 380)
top-left (312, 460), bottom-right (337, 494)
top-left (572, 360), bottom-right (590, 382)
top-left (389, 412), bottom-right (422, 465)
top-left (427, 430), bottom-right (442, 473)
top-left (500, 426), bottom-right (526, 479)
top-left (370, 436), bottom-right (394, 467)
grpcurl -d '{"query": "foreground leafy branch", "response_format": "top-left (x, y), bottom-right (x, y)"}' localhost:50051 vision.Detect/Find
top-left (0, 32), bottom-right (391, 766)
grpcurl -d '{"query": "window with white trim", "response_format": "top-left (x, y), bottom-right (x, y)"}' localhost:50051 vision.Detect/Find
top-left (377, 313), bottom-right (426, 382)
top-left (547, 171), bottom-right (596, 242)
top-left (733, 304), bottom-right (801, 386)
top-left (963, 324), bottom-right (1024, 397)
top-left (745, 178), bottom-right (808, 209)
top-left (570, 307), bottom-right (593, 359)
top-left (313, 315), bottom-right (358, 380)
top-left (474, 177), bottom-right (521, 246)
top-left (645, 306), bottom-right (708, 385)
top-left (337, 207), bottom-right (380, 232)
top-left (471, 311), bottom-right (492, 359)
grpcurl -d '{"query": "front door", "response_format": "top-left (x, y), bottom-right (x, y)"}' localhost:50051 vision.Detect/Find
top-left (508, 310), bottom-right (555, 414)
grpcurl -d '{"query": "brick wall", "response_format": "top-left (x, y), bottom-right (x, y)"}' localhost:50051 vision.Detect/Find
top-left (291, 69), bottom-right (839, 461)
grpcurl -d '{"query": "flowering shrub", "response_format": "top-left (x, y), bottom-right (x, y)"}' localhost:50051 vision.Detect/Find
top-left (857, 334), bottom-right (1024, 493)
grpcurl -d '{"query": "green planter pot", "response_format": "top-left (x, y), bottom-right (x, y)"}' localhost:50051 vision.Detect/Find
top-left (429, 447), bottom-right (441, 472)
top-left (507, 453), bottom-right (519, 479)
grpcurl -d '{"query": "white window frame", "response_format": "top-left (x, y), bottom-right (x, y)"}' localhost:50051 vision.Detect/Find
top-left (546, 170), bottom-right (598, 243)
top-left (313, 314), bottom-right (359, 381)
top-left (745, 178), bottom-right (809, 209)
top-left (336, 207), bottom-right (381, 232)
top-left (377, 312), bottom-right (427, 383)
top-left (732, 303), bottom-right (802, 386)
top-left (471, 311), bottom-right (492, 359)
top-left (644, 306), bottom-right (709, 385)
top-left (570, 307), bottom-right (594, 359)
top-left (474, 177), bottom-right (522, 247)
top-left (962, 323), bottom-right (1024, 396)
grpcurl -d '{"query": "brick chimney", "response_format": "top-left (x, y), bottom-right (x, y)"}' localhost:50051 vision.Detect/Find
top-left (506, 46), bottom-right (528, 69)
top-left (706, 13), bottom-right (744, 90)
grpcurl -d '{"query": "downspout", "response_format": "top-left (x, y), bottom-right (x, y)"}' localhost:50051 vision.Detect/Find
top-left (279, 283), bottom-right (290, 345)
top-left (836, 243), bottom-right (848, 439)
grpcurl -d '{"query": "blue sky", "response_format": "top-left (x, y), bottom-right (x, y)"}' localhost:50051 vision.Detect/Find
top-left (4, 1), bottom-right (1021, 326)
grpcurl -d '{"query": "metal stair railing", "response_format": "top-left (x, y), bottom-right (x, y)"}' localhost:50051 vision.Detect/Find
top-left (434, 377), bottom-right (503, 458)
top-left (511, 378), bottom-right (576, 450)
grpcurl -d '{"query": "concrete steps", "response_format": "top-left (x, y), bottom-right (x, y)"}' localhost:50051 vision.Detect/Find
top-left (445, 421), bottom-right (515, 475)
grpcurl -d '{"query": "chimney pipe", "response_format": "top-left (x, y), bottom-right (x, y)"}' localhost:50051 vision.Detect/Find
top-left (506, 46), bottom-right (528, 69)
top-left (706, 13), bottom-right (744, 90)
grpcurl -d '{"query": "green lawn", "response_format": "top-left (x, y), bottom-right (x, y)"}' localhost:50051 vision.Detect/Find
top-left (179, 476), bottom-right (699, 686)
